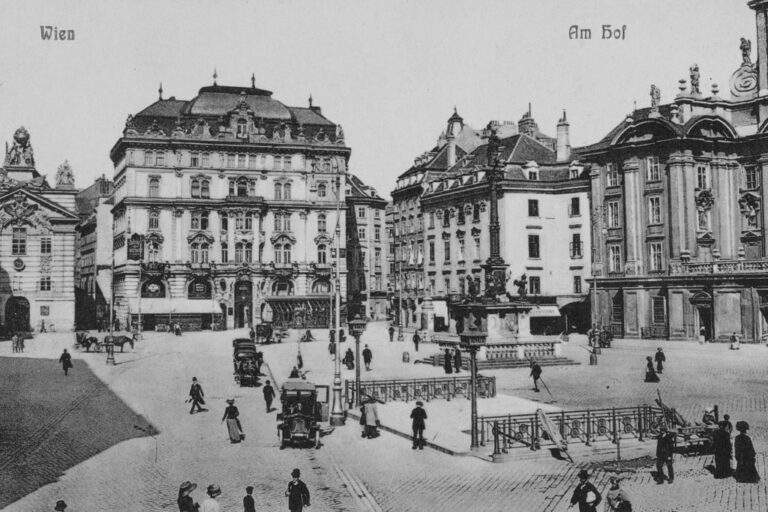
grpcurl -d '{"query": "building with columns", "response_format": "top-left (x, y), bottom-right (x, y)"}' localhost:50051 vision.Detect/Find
top-left (109, 79), bottom-right (350, 331)
top-left (421, 110), bottom-right (592, 334)
top-left (0, 128), bottom-right (78, 332)
top-left (584, 0), bottom-right (768, 341)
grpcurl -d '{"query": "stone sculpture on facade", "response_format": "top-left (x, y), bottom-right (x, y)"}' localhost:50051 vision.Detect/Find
top-left (690, 64), bottom-right (701, 95)
top-left (5, 127), bottom-right (35, 166)
top-left (55, 160), bottom-right (75, 188)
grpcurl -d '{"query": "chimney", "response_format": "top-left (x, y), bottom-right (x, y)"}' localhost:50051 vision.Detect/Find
top-left (445, 108), bottom-right (464, 167)
top-left (556, 110), bottom-right (571, 162)
top-left (518, 103), bottom-right (538, 137)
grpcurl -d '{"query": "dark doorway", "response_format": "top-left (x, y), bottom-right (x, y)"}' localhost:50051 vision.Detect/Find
top-left (234, 281), bottom-right (252, 328)
top-left (6, 297), bottom-right (30, 332)
top-left (697, 306), bottom-right (713, 341)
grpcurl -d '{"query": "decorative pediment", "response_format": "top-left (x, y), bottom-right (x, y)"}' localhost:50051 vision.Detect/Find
top-left (0, 191), bottom-right (53, 231)
top-left (697, 232), bottom-right (716, 246)
top-left (314, 233), bottom-right (333, 245)
top-left (146, 232), bottom-right (164, 244)
top-left (186, 231), bottom-right (214, 243)
top-left (270, 232), bottom-right (296, 244)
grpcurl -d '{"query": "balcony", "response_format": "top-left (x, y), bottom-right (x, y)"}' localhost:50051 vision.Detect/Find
top-left (225, 195), bottom-right (265, 204)
top-left (669, 259), bottom-right (768, 275)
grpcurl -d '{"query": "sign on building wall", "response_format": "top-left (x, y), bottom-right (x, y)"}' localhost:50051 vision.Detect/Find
top-left (127, 234), bottom-right (144, 261)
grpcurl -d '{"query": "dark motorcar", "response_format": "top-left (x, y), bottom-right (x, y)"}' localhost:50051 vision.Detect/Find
top-left (277, 379), bottom-right (329, 449)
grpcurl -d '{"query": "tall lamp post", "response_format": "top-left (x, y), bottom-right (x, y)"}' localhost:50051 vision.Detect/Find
top-left (397, 256), bottom-right (404, 341)
top-left (330, 171), bottom-right (345, 426)
top-left (349, 314), bottom-right (367, 407)
top-left (459, 326), bottom-right (487, 450)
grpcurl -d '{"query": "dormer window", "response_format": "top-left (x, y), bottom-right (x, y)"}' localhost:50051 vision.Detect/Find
top-left (528, 171), bottom-right (538, 181)
top-left (570, 167), bottom-right (580, 179)
top-left (236, 119), bottom-right (247, 138)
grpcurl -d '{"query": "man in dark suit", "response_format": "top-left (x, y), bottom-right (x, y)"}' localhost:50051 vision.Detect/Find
top-left (263, 380), bottom-right (276, 412)
top-left (243, 485), bottom-right (255, 512)
top-left (412, 332), bottom-right (420, 352)
top-left (189, 377), bottom-right (205, 414)
top-left (410, 401), bottom-right (427, 450)
top-left (569, 469), bottom-right (601, 512)
top-left (655, 424), bottom-right (676, 483)
top-left (530, 360), bottom-right (542, 392)
top-left (58, 349), bottom-right (73, 376)
top-left (285, 468), bottom-right (310, 512)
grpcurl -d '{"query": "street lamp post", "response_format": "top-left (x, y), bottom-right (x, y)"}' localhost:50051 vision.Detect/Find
top-left (330, 172), bottom-right (345, 426)
top-left (459, 327), bottom-right (487, 450)
top-left (348, 314), bottom-right (367, 407)
top-left (397, 256), bottom-right (404, 341)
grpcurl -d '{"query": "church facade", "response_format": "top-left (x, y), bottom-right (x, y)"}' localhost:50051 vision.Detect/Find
top-left (0, 128), bottom-right (78, 332)
top-left (109, 79), bottom-right (350, 331)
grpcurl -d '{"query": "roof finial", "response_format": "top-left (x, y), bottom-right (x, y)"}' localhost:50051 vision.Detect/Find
top-left (633, 99), bottom-right (637, 111)
top-left (158, 82), bottom-right (163, 100)
top-left (251, 73), bottom-right (255, 88)
top-left (308, 93), bottom-right (313, 107)
top-left (213, 68), bottom-right (218, 86)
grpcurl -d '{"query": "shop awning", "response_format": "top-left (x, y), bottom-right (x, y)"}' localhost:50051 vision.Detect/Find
top-left (528, 305), bottom-right (562, 318)
top-left (127, 298), bottom-right (221, 314)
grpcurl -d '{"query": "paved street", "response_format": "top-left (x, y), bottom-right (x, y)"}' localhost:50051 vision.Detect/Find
top-left (2, 322), bottom-right (768, 511)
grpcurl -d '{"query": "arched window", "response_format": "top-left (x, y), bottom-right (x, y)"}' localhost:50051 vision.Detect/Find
top-left (235, 242), bottom-right (244, 263)
top-left (190, 240), bottom-right (209, 263)
top-left (318, 214), bottom-right (326, 233)
top-left (149, 210), bottom-right (159, 230)
top-left (312, 279), bottom-right (330, 293)
top-left (318, 244), bottom-right (327, 264)
top-left (272, 279), bottom-right (293, 296)
top-left (141, 280), bottom-right (166, 298)
top-left (245, 242), bottom-right (253, 263)
top-left (200, 242), bottom-right (209, 263)
top-left (237, 180), bottom-right (248, 197)
top-left (274, 244), bottom-right (282, 264)
top-left (149, 177), bottom-right (160, 197)
top-left (317, 183), bottom-right (327, 197)
top-left (283, 183), bottom-right (291, 200)
top-left (274, 183), bottom-right (282, 200)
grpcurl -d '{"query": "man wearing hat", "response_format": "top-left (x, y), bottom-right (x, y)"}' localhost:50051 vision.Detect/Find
top-left (189, 377), bottom-right (205, 414)
top-left (177, 481), bottom-right (199, 511)
top-left (655, 424), bottom-right (676, 484)
top-left (654, 347), bottom-right (666, 374)
top-left (362, 344), bottom-right (373, 371)
top-left (285, 468), bottom-right (310, 512)
top-left (243, 485), bottom-right (255, 512)
top-left (54, 500), bottom-right (67, 511)
top-left (263, 380), bottom-right (276, 413)
top-left (410, 400), bottom-right (427, 450)
top-left (201, 485), bottom-right (221, 512)
top-left (569, 469), bottom-right (601, 511)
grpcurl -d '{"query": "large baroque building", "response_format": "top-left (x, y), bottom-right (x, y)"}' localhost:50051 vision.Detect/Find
top-left (0, 128), bottom-right (78, 332)
top-left (109, 79), bottom-right (350, 331)
top-left (422, 110), bottom-right (592, 334)
top-left (585, 0), bottom-right (768, 342)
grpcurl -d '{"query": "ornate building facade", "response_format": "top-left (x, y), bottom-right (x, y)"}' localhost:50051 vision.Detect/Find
top-left (422, 111), bottom-right (592, 334)
top-left (584, 1), bottom-right (768, 341)
top-left (0, 128), bottom-right (78, 332)
top-left (109, 79), bottom-right (350, 331)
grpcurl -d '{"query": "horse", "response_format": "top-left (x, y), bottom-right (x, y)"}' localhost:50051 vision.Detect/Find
top-left (106, 334), bottom-right (136, 352)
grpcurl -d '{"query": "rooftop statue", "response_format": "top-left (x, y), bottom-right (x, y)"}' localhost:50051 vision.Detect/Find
top-left (690, 64), bottom-right (701, 95)
top-left (741, 37), bottom-right (752, 66)
top-left (5, 127), bottom-right (35, 167)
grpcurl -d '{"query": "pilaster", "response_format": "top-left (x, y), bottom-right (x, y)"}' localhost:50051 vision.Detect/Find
top-left (622, 158), bottom-right (643, 273)
top-left (759, 156), bottom-right (768, 255)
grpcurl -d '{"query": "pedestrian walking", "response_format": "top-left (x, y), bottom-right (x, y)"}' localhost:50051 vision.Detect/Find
top-left (243, 486), bottom-right (255, 512)
top-left (339, 329), bottom-right (346, 343)
top-left (201, 485), bottom-right (222, 512)
top-left (188, 377), bottom-right (206, 414)
top-left (328, 339), bottom-right (336, 358)
top-left (174, 322), bottom-right (182, 336)
top-left (734, 421), bottom-right (760, 482)
top-left (654, 347), bottom-right (666, 374)
top-left (388, 325), bottom-right (395, 342)
top-left (177, 481), bottom-right (199, 512)
top-left (363, 398), bottom-right (380, 438)
top-left (329, 329), bottom-right (335, 345)
top-left (263, 380), bottom-right (276, 412)
top-left (723, 414), bottom-right (733, 435)
top-left (297, 348), bottom-right (304, 370)
top-left (222, 398), bottom-right (244, 443)
top-left (443, 349), bottom-right (453, 374)
top-left (410, 400), bottom-right (427, 449)
top-left (114, 317), bottom-right (120, 331)
top-left (55, 500), bottom-right (68, 511)
top-left (654, 424), bottom-right (675, 484)
top-left (453, 347), bottom-right (462, 373)
top-left (362, 344), bottom-right (372, 371)
top-left (712, 420), bottom-right (732, 479)
top-left (699, 325), bottom-right (707, 344)
top-left (11, 332), bottom-right (18, 353)
top-left (603, 476), bottom-right (631, 512)
top-left (343, 348), bottom-right (354, 370)
top-left (285, 468), bottom-right (310, 512)
top-left (530, 359), bottom-right (542, 392)
top-left (58, 349), bottom-right (73, 376)
top-left (569, 469), bottom-right (601, 512)
top-left (730, 332), bottom-right (741, 350)
top-left (19, 333), bottom-right (24, 353)
top-left (587, 325), bottom-right (596, 347)
top-left (412, 332), bottom-right (420, 352)
top-left (249, 326), bottom-right (255, 342)
top-left (644, 356), bottom-right (660, 382)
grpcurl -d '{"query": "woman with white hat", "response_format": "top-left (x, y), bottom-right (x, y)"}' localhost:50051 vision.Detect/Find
top-left (201, 485), bottom-right (221, 512)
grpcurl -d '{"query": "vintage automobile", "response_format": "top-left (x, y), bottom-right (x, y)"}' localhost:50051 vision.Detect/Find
top-left (277, 379), bottom-right (329, 449)
top-left (232, 338), bottom-right (261, 387)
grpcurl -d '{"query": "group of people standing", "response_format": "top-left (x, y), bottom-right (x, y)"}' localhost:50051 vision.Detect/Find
top-left (177, 469), bottom-right (310, 512)
top-left (644, 348), bottom-right (666, 383)
top-left (712, 418), bottom-right (760, 482)
top-left (442, 347), bottom-right (462, 374)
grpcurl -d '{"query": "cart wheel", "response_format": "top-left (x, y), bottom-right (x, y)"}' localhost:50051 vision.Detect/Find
top-left (94, 343), bottom-right (102, 352)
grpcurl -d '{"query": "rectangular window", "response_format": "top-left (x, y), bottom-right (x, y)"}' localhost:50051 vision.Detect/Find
top-left (155, 151), bottom-right (164, 166)
top-left (652, 297), bottom-right (666, 325)
top-left (374, 227), bottom-right (381, 241)
top-left (529, 276), bottom-right (541, 295)
top-left (429, 212), bottom-right (435, 228)
top-left (570, 233), bottom-right (582, 258)
top-left (358, 207), bottom-right (366, 218)
top-left (40, 237), bottom-right (52, 254)
top-left (444, 240), bottom-right (451, 262)
top-left (609, 245), bottom-right (622, 273)
top-left (358, 227), bottom-right (366, 240)
top-left (444, 278), bottom-right (451, 293)
top-left (746, 166), bottom-right (759, 189)
top-left (375, 248), bottom-right (381, 267)
top-left (473, 237), bottom-right (481, 260)
top-left (202, 153), bottom-right (210, 167)
top-left (698, 209), bottom-right (711, 231)
top-left (221, 243), bottom-right (228, 262)
top-left (528, 171), bottom-right (538, 181)
top-left (573, 276), bottom-right (582, 294)
top-left (190, 153), bottom-right (200, 167)
top-left (646, 156), bottom-right (660, 182)
top-left (650, 242), bottom-right (664, 271)
top-left (457, 208), bottom-right (465, 225)
top-left (39, 276), bottom-right (51, 291)
top-left (697, 165), bottom-right (709, 190)
top-left (374, 209), bottom-right (380, 218)
top-left (237, 154), bottom-right (245, 168)
top-left (473, 203), bottom-right (480, 222)
top-left (608, 201), bottom-right (620, 228)
top-left (227, 154), bottom-right (235, 168)
top-left (283, 214), bottom-right (291, 231)
top-left (274, 214), bottom-right (281, 231)
top-left (429, 241), bottom-right (435, 263)
top-left (442, 212), bottom-right (450, 228)
top-left (458, 238), bottom-right (465, 261)
top-left (606, 163), bottom-right (618, 187)
top-left (12, 228), bottom-right (26, 255)
top-left (570, 197), bottom-right (580, 216)
top-left (528, 234), bottom-right (540, 259)
top-left (528, 199), bottom-right (539, 217)
top-left (143, 151), bottom-right (154, 167)
top-left (648, 196), bottom-right (661, 224)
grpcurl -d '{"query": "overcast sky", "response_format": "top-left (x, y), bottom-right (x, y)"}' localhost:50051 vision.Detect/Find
top-left (0, 0), bottom-right (753, 200)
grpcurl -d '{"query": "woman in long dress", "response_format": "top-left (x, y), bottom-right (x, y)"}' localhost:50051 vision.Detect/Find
top-left (644, 356), bottom-right (660, 383)
top-left (734, 421), bottom-right (760, 482)
top-left (222, 398), bottom-right (244, 443)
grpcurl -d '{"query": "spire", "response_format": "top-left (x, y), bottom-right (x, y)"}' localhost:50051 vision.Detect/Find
top-left (213, 68), bottom-right (218, 86)
top-left (308, 93), bottom-right (313, 108)
top-left (528, 102), bottom-right (532, 117)
top-left (158, 82), bottom-right (163, 101)
top-left (251, 73), bottom-right (255, 88)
